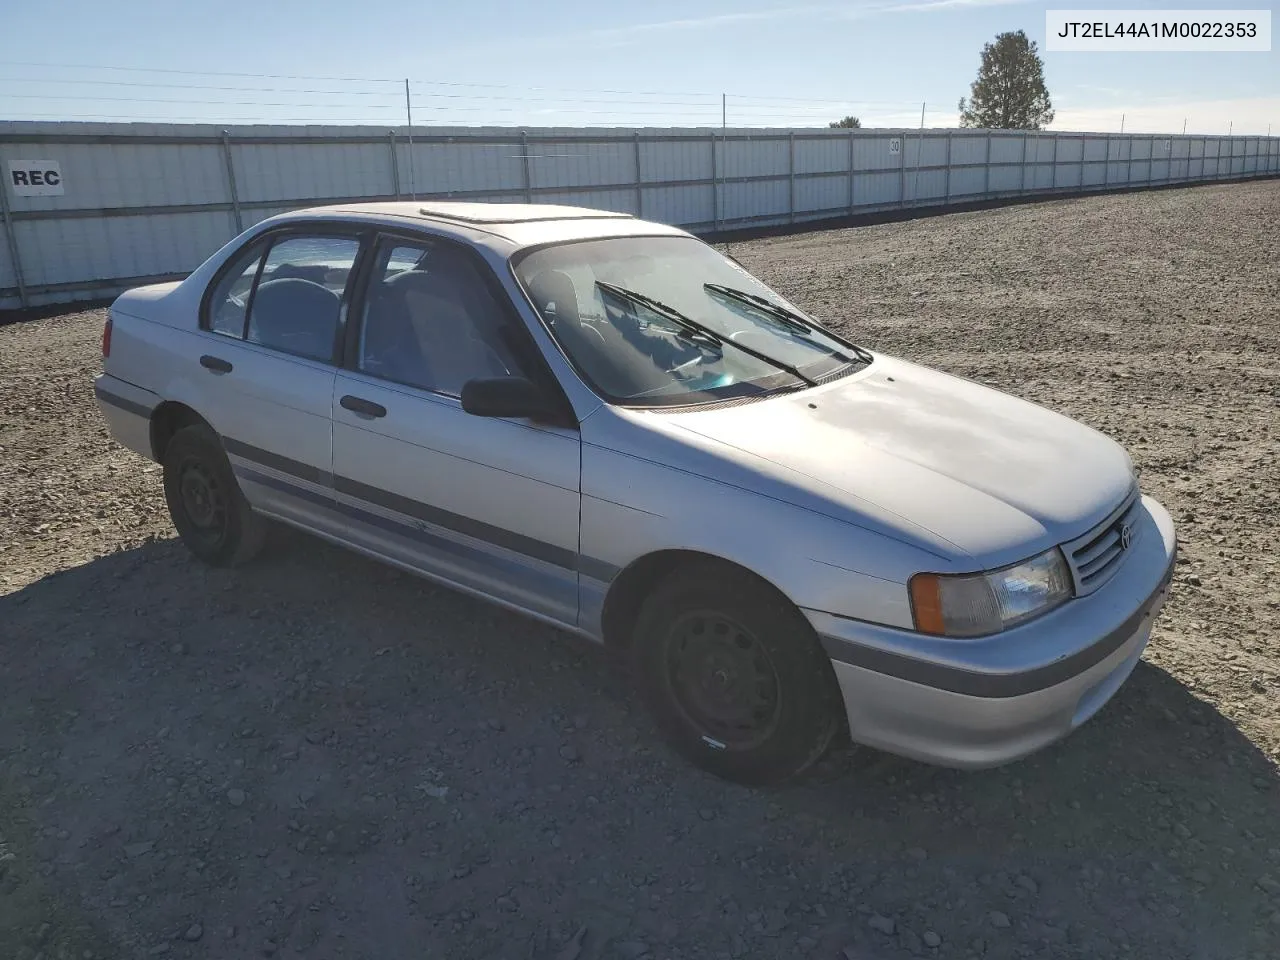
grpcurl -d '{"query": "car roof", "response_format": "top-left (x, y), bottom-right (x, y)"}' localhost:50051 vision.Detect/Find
top-left (275, 201), bottom-right (690, 249)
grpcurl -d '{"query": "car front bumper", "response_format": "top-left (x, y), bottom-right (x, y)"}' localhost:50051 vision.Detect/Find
top-left (805, 495), bottom-right (1177, 769)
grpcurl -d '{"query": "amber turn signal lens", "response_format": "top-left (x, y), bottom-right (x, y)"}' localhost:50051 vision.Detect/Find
top-left (909, 573), bottom-right (946, 635)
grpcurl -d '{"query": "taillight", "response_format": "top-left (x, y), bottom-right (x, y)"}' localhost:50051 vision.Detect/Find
top-left (102, 314), bottom-right (113, 358)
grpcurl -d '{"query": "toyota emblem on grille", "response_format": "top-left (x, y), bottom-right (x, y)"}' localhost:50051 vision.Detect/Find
top-left (1119, 522), bottom-right (1133, 550)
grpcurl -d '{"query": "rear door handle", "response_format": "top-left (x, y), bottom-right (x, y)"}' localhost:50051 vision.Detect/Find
top-left (199, 355), bottom-right (233, 374)
top-left (340, 395), bottom-right (387, 419)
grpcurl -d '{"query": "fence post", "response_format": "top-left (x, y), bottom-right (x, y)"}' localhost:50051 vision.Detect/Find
top-left (1019, 133), bottom-right (1027, 194)
top-left (1079, 136), bottom-right (1087, 189)
top-left (1148, 136), bottom-right (1156, 184)
top-left (521, 131), bottom-right (532, 203)
top-left (983, 132), bottom-right (992, 196)
top-left (712, 129), bottom-right (720, 231)
top-left (1103, 135), bottom-right (1110, 188)
top-left (221, 131), bottom-right (243, 234)
top-left (847, 129), bottom-right (856, 214)
top-left (1126, 136), bottom-right (1134, 184)
top-left (1051, 134), bottom-right (1060, 190)
top-left (898, 131), bottom-right (906, 207)
top-left (788, 131), bottom-right (796, 224)
top-left (389, 130), bottom-right (401, 199)
top-left (0, 175), bottom-right (28, 309)
top-left (945, 132), bottom-right (953, 203)
top-left (633, 131), bottom-right (643, 217)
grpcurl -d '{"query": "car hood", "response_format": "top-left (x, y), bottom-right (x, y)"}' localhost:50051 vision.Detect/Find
top-left (656, 355), bottom-right (1135, 567)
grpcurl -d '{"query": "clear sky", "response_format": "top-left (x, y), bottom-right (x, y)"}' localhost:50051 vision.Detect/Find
top-left (1, 0), bottom-right (1275, 133)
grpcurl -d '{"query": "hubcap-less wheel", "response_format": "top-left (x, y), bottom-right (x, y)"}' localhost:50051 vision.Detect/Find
top-left (666, 610), bottom-right (782, 751)
top-left (177, 456), bottom-right (227, 546)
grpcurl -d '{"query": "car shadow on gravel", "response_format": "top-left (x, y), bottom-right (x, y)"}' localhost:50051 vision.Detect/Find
top-left (3, 533), bottom-right (1278, 959)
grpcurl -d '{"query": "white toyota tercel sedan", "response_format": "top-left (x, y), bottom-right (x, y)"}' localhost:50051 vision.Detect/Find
top-left (95, 202), bottom-right (1176, 785)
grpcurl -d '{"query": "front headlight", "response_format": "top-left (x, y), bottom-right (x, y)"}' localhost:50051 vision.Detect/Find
top-left (909, 548), bottom-right (1073, 638)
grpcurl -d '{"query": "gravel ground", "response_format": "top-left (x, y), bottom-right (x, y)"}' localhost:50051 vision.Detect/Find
top-left (2, 179), bottom-right (1279, 960)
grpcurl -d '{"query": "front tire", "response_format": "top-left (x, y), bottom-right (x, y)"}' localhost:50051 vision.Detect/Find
top-left (162, 424), bottom-right (265, 567)
top-left (631, 562), bottom-right (843, 786)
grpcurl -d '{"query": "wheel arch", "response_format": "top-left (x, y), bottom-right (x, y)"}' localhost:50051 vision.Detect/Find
top-left (599, 549), bottom-right (802, 652)
top-left (149, 401), bottom-right (212, 463)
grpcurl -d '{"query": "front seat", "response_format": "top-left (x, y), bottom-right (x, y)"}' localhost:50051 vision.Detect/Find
top-left (389, 269), bottom-right (510, 396)
top-left (248, 278), bottom-right (340, 360)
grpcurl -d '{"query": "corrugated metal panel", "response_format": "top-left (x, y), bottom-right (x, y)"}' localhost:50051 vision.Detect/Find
top-left (949, 167), bottom-right (986, 196)
top-left (723, 137), bottom-right (788, 179)
top-left (0, 228), bottom-right (16, 291)
top-left (853, 137), bottom-right (902, 171)
top-left (539, 189), bottom-right (636, 215)
top-left (2, 120), bottom-right (1276, 308)
top-left (988, 166), bottom-right (1022, 192)
top-left (530, 141), bottom-right (635, 190)
top-left (235, 141), bottom-right (393, 203)
top-left (861, 170), bottom-right (904, 205)
top-left (640, 139), bottom-right (711, 184)
top-left (794, 137), bottom-right (849, 175)
top-left (905, 169), bottom-right (947, 202)
top-left (13, 211), bottom-right (233, 287)
top-left (949, 136), bottom-right (987, 165)
top-left (722, 180), bottom-right (788, 221)
top-left (794, 175), bottom-right (847, 212)
top-left (989, 136), bottom-right (1022, 164)
top-left (642, 184), bottom-right (713, 226)
top-left (918, 136), bottom-right (948, 167)
top-left (406, 142), bottom-right (524, 194)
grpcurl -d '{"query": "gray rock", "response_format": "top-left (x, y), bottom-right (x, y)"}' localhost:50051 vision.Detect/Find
top-left (906, 846), bottom-right (928, 861)
top-left (559, 745), bottom-right (580, 762)
top-left (556, 925), bottom-right (588, 960)
top-left (226, 788), bottom-right (246, 807)
top-left (182, 924), bottom-right (203, 942)
top-left (869, 914), bottom-right (896, 935)
top-left (923, 931), bottom-right (942, 948)
top-left (1016, 875), bottom-right (1039, 895)
top-left (616, 940), bottom-right (650, 959)
top-left (124, 841), bottom-right (154, 858)
top-left (699, 808), bottom-right (716, 821)
top-left (1256, 875), bottom-right (1280, 895)
top-left (989, 910), bottom-right (1011, 928)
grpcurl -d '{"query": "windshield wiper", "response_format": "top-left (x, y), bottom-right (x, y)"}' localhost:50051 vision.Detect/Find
top-left (595, 281), bottom-right (817, 387)
top-left (703, 283), bottom-right (874, 365)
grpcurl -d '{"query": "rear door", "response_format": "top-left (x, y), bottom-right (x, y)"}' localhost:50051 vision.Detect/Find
top-left (329, 234), bottom-right (582, 626)
top-left (195, 229), bottom-right (364, 529)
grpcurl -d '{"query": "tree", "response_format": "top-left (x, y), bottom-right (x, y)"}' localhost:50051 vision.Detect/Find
top-left (958, 30), bottom-right (1054, 130)
top-left (828, 116), bottom-right (862, 129)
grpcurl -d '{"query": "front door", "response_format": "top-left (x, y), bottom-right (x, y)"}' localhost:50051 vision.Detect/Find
top-left (330, 235), bottom-right (581, 626)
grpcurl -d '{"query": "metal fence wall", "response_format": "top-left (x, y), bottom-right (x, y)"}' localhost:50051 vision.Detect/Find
top-left (2, 121), bottom-right (1277, 309)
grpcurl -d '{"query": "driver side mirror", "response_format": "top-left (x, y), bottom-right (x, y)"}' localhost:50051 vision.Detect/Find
top-left (460, 376), bottom-right (574, 427)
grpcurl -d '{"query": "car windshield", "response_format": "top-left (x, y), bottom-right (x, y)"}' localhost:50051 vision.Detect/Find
top-left (513, 236), bottom-right (867, 407)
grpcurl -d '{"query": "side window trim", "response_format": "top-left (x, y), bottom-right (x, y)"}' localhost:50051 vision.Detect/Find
top-left (239, 240), bottom-right (271, 340)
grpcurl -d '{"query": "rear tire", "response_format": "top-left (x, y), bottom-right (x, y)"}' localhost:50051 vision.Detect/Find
top-left (162, 424), bottom-right (265, 567)
top-left (631, 561), bottom-right (843, 786)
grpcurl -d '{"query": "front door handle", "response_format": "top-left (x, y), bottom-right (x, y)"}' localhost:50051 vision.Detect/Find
top-left (340, 395), bottom-right (387, 419)
top-left (199, 354), bottom-right (233, 374)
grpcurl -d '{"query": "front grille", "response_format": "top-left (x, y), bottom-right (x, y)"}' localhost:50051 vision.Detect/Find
top-left (1064, 489), bottom-right (1142, 597)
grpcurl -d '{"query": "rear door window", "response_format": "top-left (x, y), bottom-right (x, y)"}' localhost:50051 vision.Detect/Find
top-left (245, 236), bottom-right (361, 362)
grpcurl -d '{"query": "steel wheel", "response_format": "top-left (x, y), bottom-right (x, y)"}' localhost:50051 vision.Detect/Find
top-left (665, 610), bottom-right (782, 751)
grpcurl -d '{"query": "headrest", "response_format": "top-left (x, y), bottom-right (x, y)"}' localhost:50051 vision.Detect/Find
top-left (525, 270), bottom-right (580, 325)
